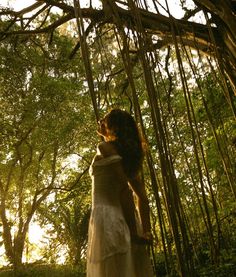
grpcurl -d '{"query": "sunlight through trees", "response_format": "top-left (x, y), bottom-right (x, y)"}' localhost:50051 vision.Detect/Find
top-left (0, 1), bottom-right (235, 276)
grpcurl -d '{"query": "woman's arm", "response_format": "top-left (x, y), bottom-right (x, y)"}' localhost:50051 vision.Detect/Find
top-left (129, 175), bottom-right (152, 240)
top-left (120, 186), bottom-right (138, 239)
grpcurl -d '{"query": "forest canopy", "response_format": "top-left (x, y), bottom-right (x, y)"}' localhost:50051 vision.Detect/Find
top-left (0, 1), bottom-right (236, 276)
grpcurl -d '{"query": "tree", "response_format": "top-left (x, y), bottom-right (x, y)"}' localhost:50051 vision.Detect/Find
top-left (1, 1), bottom-right (235, 276)
top-left (0, 29), bottom-right (94, 268)
top-left (37, 188), bottom-right (91, 266)
top-left (0, 0), bottom-right (235, 93)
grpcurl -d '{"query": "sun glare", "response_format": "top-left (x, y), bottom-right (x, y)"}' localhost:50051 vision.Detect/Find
top-left (1, 0), bottom-right (36, 11)
top-left (28, 223), bottom-right (44, 244)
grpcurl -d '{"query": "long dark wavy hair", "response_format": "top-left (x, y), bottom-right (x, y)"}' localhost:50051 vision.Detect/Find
top-left (103, 109), bottom-right (144, 179)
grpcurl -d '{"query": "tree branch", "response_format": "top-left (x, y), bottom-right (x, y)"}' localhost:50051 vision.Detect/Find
top-left (0, 1), bottom-right (235, 90)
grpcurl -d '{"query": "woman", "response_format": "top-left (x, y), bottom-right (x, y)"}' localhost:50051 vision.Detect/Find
top-left (86, 108), bottom-right (153, 277)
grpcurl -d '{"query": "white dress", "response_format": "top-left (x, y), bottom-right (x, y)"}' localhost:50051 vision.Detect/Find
top-left (86, 154), bottom-right (154, 277)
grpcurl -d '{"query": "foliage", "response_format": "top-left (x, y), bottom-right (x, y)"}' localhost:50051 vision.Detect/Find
top-left (0, 264), bottom-right (85, 277)
top-left (0, 25), bottom-right (96, 267)
top-left (0, 2), bottom-right (236, 276)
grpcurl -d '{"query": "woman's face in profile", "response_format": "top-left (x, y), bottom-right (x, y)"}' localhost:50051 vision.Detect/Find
top-left (97, 114), bottom-right (116, 141)
top-left (97, 118), bottom-right (108, 137)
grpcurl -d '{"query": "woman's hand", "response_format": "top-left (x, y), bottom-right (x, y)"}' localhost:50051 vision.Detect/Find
top-left (143, 231), bottom-right (153, 241)
top-left (131, 233), bottom-right (152, 245)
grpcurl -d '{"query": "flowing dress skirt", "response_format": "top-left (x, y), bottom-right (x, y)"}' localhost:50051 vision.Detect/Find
top-left (86, 205), bottom-right (136, 277)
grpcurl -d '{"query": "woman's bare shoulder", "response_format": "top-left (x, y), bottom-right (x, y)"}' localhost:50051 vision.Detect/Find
top-left (97, 141), bottom-right (118, 157)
